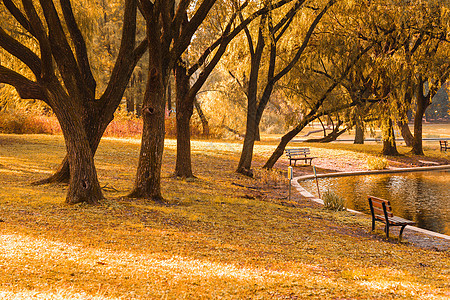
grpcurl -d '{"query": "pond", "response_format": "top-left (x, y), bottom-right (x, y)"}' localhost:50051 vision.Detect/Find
top-left (300, 170), bottom-right (450, 235)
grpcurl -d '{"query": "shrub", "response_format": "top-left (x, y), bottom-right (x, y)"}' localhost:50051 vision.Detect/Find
top-left (0, 110), bottom-right (61, 134)
top-left (104, 112), bottom-right (143, 138)
top-left (254, 168), bottom-right (288, 186)
top-left (367, 156), bottom-right (388, 170)
top-left (322, 189), bottom-right (346, 211)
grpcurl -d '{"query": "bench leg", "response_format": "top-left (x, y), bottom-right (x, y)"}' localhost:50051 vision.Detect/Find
top-left (385, 224), bottom-right (389, 239)
top-left (371, 219), bottom-right (375, 231)
top-left (399, 225), bottom-right (407, 242)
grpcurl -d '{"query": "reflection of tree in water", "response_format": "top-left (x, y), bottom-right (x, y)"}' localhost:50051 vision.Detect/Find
top-left (302, 171), bottom-right (449, 234)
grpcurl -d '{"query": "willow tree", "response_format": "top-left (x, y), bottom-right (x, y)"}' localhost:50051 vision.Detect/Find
top-left (228, 0), bottom-right (336, 176)
top-left (360, 0), bottom-right (450, 155)
top-left (129, 0), bottom-right (223, 201)
top-left (0, 0), bottom-right (145, 203)
top-left (173, 0), bottom-right (296, 178)
top-left (262, 0), bottom-right (385, 168)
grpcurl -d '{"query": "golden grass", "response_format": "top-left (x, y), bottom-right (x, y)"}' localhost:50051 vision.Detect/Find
top-left (0, 134), bottom-right (449, 299)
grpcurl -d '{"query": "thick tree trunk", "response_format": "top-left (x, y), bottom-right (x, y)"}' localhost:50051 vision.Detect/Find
top-left (47, 83), bottom-right (103, 204)
top-left (398, 120), bottom-right (414, 147)
top-left (64, 127), bottom-right (103, 205)
top-left (381, 118), bottom-right (399, 156)
top-left (236, 110), bottom-right (257, 176)
top-left (194, 98), bottom-right (210, 137)
top-left (264, 120), bottom-right (308, 169)
top-left (129, 69), bottom-right (166, 201)
top-left (175, 63), bottom-right (194, 178)
top-left (411, 80), bottom-right (430, 155)
top-left (354, 117), bottom-right (364, 144)
top-left (129, 20), bottom-right (166, 201)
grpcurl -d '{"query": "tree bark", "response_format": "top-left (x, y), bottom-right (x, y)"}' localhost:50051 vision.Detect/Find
top-left (129, 14), bottom-right (166, 201)
top-left (398, 120), bottom-right (414, 147)
top-left (354, 121), bottom-right (364, 144)
top-left (411, 79), bottom-right (430, 155)
top-left (194, 98), bottom-right (210, 137)
top-left (381, 118), bottom-right (399, 156)
top-left (354, 108), bottom-right (364, 144)
top-left (45, 80), bottom-right (103, 204)
top-left (31, 0), bottom-right (145, 186)
top-left (174, 62), bottom-right (194, 178)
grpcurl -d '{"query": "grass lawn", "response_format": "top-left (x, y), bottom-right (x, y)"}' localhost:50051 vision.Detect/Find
top-left (0, 134), bottom-right (449, 299)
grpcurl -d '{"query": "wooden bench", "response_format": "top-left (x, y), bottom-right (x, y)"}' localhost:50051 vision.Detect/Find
top-left (439, 140), bottom-right (449, 151)
top-left (285, 148), bottom-right (316, 166)
top-left (368, 196), bottom-right (416, 241)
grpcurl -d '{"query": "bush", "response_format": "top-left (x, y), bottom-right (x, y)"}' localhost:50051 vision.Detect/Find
top-left (254, 168), bottom-right (288, 186)
top-left (367, 156), bottom-right (388, 170)
top-left (0, 111), bottom-right (61, 134)
top-left (322, 189), bottom-right (346, 211)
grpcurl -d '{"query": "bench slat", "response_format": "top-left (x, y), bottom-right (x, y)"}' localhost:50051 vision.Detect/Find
top-left (285, 148), bottom-right (315, 166)
top-left (372, 207), bottom-right (393, 218)
top-left (368, 195), bottom-right (415, 241)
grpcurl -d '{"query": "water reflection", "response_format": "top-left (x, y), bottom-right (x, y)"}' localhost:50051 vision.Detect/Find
top-left (301, 171), bottom-right (450, 235)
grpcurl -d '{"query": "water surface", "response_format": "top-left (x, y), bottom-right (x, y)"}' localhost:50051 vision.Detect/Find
top-left (300, 171), bottom-right (450, 235)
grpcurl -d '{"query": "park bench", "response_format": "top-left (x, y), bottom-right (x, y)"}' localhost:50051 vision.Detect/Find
top-left (368, 195), bottom-right (416, 241)
top-left (285, 148), bottom-right (316, 166)
top-left (439, 140), bottom-right (449, 151)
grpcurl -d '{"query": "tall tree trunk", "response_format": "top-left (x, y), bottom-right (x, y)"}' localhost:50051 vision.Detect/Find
top-left (398, 120), bottom-right (414, 147)
top-left (381, 118), bottom-right (399, 156)
top-left (194, 98), bottom-right (210, 137)
top-left (236, 17), bottom-right (266, 177)
top-left (264, 118), bottom-right (309, 169)
top-left (174, 63), bottom-right (194, 178)
top-left (396, 86), bottom-right (414, 147)
top-left (411, 79), bottom-right (430, 155)
top-left (237, 117), bottom-right (257, 176)
top-left (354, 108), bottom-right (364, 144)
top-left (32, 0), bottom-right (145, 186)
top-left (129, 20), bottom-right (166, 201)
top-left (354, 121), bottom-right (364, 144)
top-left (48, 83), bottom-right (103, 204)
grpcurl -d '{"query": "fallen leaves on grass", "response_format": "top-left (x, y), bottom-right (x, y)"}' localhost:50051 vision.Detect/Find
top-left (0, 134), bottom-right (448, 299)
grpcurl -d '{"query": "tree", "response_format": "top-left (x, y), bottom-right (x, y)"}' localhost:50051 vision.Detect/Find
top-left (173, 0), bottom-right (296, 178)
top-left (129, 0), bottom-right (224, 201)
top-left (0, 0), bottom-right (145, 203)
top-left (231, 0), bottom-right (336, 176)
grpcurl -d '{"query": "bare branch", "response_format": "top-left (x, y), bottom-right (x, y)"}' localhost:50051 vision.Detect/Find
top-left (0, 65), bottom-right (46, 101)
top-left (0, 26), bottom-right (42, 77)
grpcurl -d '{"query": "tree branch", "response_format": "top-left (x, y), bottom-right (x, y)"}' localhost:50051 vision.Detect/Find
top-left (0, 65), bottom-right (47, 101)
top-left (0, 26), bottom-right (42, 77)
top-left (22, 0), bottom-right (53, 79)
top-left (3, 0), bottom-right (36, 37)
top-left (59, 0), bottom-right (96, 96)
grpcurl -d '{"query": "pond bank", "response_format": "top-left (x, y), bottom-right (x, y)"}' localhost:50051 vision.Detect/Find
top-left (292, 167), bottom-right (450, 251)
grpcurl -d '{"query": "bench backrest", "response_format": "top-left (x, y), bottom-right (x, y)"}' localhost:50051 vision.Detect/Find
top-left (286, 148), bottom-right (310, 156)
top-left (368, 195), bottom-right (393, 218)
top-left (440, 140), bottom-right (448, 146)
